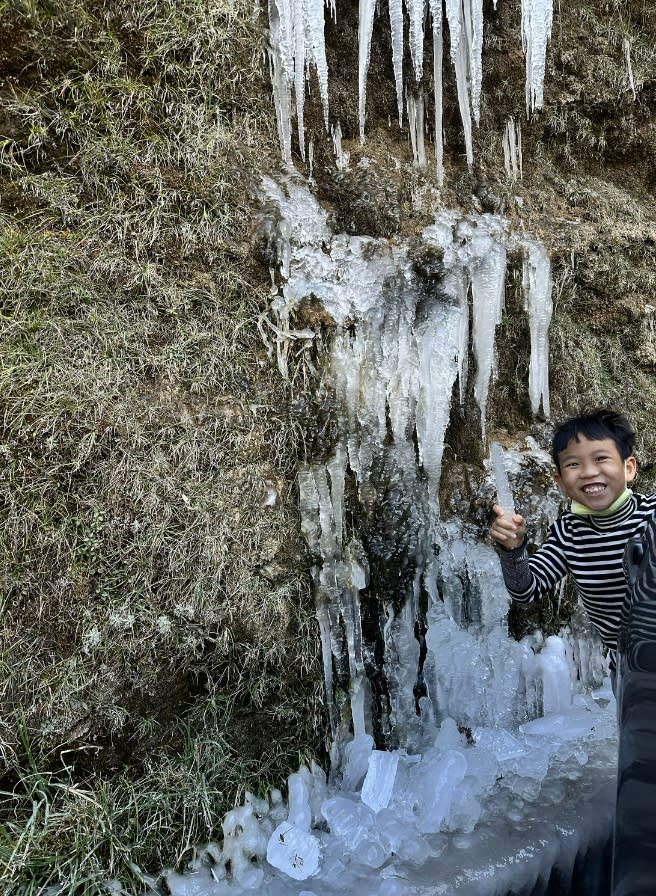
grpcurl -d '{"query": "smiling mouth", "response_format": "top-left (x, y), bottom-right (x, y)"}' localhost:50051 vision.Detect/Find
top-left (582, 484), bottom-right (606, 496)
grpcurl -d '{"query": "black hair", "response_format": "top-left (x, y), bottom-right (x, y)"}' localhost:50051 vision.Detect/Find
top-left (552, 408), bottom-right (636, 470)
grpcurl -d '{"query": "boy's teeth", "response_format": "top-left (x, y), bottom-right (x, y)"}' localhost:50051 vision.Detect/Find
top-left (583, 485), bottom-right (605, 494)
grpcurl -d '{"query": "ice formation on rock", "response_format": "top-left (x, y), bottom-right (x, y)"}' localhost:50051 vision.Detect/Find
top-left (163, 694), bottom-right (616, 894)
top-left (259, 176), bottom-right (568, 748)
top-left (163, 177), bottom-right (616, 895)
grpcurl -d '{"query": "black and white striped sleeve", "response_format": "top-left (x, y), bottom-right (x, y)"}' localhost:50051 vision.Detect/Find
top-left (497, 526), bottom-right (569, 604)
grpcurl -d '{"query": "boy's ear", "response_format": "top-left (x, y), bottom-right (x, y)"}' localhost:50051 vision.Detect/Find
top-left (625, 456), bottom-right (637, 483)
top-left (552, 470), bottom-right (566, 494)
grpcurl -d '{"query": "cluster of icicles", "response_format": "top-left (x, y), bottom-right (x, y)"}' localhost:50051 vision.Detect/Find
top-left (267, 0), bottom-right (553, 178)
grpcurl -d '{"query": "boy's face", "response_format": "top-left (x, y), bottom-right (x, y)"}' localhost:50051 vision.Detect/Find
top-left (554, 435), bottom-right (636, 510)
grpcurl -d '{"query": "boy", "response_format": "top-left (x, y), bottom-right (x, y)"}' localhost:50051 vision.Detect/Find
top-left (490, 409), bottom-right (656, 676)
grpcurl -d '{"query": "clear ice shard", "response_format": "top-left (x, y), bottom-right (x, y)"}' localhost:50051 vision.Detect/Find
top-left (521, 0), bottom-right (554, 116)
top-left (490, 441), bottom-right (516, 519)
top-left (361, 751), bottom-right (399, 812)
top-left (522, 239), bottom-right (553, 417)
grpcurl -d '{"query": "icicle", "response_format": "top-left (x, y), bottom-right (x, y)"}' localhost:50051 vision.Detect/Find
top-left (325, 0), bottom-right (336, 21)
top-left (268, 45), bottom-right (293, 166)
top-left (444, 0), bottom-right (482, 163)
top-left (624, 38), bottom-right (637, 102)
top-left (455, 274), bottom-right (470, 405)
top-left (268, 0), bottom-right (294, 165)
top-left (268, 0), bottom-right (330, 163)
top-left (294, 0), bottom-right (307, 161)
top-left (502, 116), bottom-right (522, 180)
top-left (358, 0), bottom-right (377, 143)
top-left (307, 0), bottom-right (331, 129)
top-left (389, 0), bottom-right (405, 126)
top-left (462, 0), bottom-right (484, 126)
top-left (451, 21), bottom-right (474, 165)
top-left (522, 240), bottom-right (552, 417)
top-left (407, 87), bottom-right (427, 168)
top-left (428, 0), bottom-right (444, 185)
top-left (406, 0), bottom-right (426, 82)
top-left (469, 224), bottom-right (506, 437)
top-left (415, 296), bottom-right (464, 495)
top-left (444, 0), bottom-right (462, 56)
top-left (521, 0), bottom-right (554, 116)
top-left (331, 121), bottom-right (350, 170)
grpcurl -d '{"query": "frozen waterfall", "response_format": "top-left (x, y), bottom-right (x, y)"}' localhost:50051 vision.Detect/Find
top-left (160, 174), bottom-right (616, 896)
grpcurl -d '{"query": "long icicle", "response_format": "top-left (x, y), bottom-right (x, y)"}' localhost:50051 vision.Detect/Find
top-left (428, 0), bottom-right (444, 184)
top-left (389, 0), bottom-right (405, 125)
top-left (358, 0), bottom-right (377, 142)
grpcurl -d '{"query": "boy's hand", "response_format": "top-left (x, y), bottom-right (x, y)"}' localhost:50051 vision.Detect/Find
top-left (490, 505), bottom-right (526, 550)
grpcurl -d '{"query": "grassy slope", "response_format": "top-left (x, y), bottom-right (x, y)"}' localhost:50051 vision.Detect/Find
top-left (0, 1), bottom-right (323, 891)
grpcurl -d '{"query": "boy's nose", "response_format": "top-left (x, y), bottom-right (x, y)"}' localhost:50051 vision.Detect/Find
top-left (580, 461), bottom-right (599, 477)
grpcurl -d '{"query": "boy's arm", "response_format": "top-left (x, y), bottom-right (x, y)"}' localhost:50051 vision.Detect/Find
top-left (490, 507), bottom-right (568, 603)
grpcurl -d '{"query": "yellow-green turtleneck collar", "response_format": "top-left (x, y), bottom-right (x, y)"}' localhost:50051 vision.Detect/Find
top-left (570, 488), bottom-right (633, 517)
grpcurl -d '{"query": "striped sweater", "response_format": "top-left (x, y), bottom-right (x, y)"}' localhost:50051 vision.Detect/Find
top-left (498, 491), bottom-right (656, 661)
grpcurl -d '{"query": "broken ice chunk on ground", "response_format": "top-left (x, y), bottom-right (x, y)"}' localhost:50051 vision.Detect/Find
top-left (320, 796), bottom-right (388, 868)
top-left (361, 750), bottom-right (399, 812)
top-left (341, 733), bottom-right (374, 791)
top-left (266, 822), bottom-right (321, 881)
top-left (520, 705), bottom-right (599, 741)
